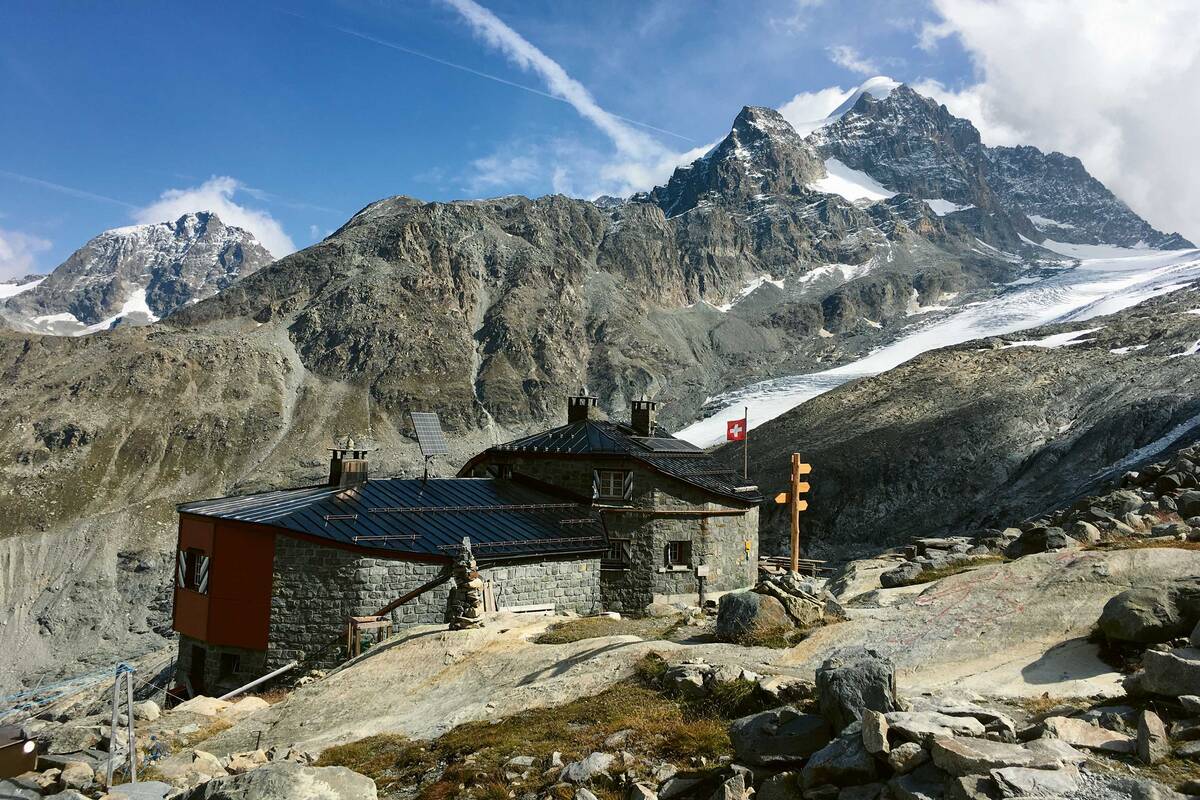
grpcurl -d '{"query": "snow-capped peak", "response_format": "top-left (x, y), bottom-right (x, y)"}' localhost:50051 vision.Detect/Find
top-left (786, 76), bottom-right (902, 136)
top-left (827, 76), bottom-right (901, 119)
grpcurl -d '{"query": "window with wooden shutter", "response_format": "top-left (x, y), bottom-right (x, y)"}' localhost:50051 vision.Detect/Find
top-left (179, 547), bottom-right (209, 594)
top-left (602, 538), bottom-right (633, 570)
top-left (596, 470), bottom-right (631, 500)
top-left (664, 540), bottom-right (692, 567)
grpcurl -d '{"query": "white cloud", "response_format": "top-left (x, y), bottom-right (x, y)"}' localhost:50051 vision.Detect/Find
top-left (827, 45), bottom-right (878, 76)
top-left (921, 0), bottom-right (1200, 241)
top-left (134, 176), bottom-right (295, 256)
top-left (0, 228), bottom-right (52, 281)
top-left (465, 152), bottom-right (541, 196)
top-left (443, 0), bottom-right (703, 197)
top-left (777, 85), bottom-right (854, 135)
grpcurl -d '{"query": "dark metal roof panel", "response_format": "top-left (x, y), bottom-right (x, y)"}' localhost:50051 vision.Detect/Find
top-left (179, 478), bottom-right (607, 561)
top-left (484, 420), bottom-right (762, 504)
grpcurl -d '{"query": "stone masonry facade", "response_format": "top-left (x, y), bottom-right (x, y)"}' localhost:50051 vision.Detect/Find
top-left (265, 535), bottom-right (600, 672)
top-left (468, 456), bottom-right (758, 613)
top-left (176, 632), bottom-right (268, 697)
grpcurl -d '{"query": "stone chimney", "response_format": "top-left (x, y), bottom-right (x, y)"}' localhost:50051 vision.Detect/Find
top-left (631, 397), bottom-right (658, 436)
top-left (329, 436), bottom-right (370, 487)
top-left (567, 389), bottom-right (603, 424)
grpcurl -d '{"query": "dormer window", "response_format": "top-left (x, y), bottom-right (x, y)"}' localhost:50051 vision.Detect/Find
top-left (593, 469), bottom-right (632, 501)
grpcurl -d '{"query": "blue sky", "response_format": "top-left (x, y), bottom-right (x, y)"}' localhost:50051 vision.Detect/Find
top-left (2, 0), bottom-right (1196, 276)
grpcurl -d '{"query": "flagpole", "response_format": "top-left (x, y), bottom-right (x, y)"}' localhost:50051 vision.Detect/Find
top-left (743, 405), bottom-right (749, 480)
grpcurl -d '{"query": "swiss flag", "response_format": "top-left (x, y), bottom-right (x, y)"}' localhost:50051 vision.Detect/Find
top-left (726, 418), bottom-right (747, 441)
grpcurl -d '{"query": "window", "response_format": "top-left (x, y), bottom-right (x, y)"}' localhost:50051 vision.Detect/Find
top-left (594, 470), bottom-right (632, 500)
top-left (176, 547), bottom-right (210, 594)
top-left (219, 652), bottom-right (241, 680)
top-left (602, 538), bottom-right (632, 570)
top-left (664, 540), bottom-right (692, 567)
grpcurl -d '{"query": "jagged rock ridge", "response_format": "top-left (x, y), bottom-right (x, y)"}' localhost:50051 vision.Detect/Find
top-left (3, 212), bottom-right (274, 335)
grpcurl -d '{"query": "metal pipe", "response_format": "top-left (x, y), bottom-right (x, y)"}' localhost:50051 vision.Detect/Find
top-left (217, 661), bottom-right (298, 701)
top-left (106, 669), bottom-right (119, 787)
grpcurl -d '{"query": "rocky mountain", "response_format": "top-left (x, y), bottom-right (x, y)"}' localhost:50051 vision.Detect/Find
top-left (2, 212), bottom-right (274, 335)
top-left (0, 79), bottom-right (1193, 690)
top-left (810, 83), bottom-right (1192, 249)
top-left (730, 282), bottom-right (1200, 559)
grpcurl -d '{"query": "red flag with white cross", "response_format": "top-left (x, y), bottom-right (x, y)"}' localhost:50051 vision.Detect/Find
top-left (726, 417), bottom-right (747, 441)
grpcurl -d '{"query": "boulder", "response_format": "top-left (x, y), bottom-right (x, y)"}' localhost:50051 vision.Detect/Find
top-left (816, 647), bottom-right (898, 732)
top-left (1179, 490), bottom-right (1200, 518)
top-left (58, 761), bottom-right (94, 791)
top-left (1043, 715), bottom-right (1135, 753)
top-left (990, 764), bottom-right (1079, 796)
top-left (887, 742), bottom-right (929, 775)
top-left (837, 784), bottom-right (884, 800)
top-left (179, 761), bottom-right (377, 799)
top-left (800, 736), bottom-right (877, 789)
top-left (45, 725), bottom-right (101, 754)
top-left (1009, 526), bottom-right (1074, 557)
top-left (1193, 620), bottom-right (1200, 648)
top-left (133, 700), bottom-right (161, 721)
top-left (880, 562), bottom-right (924, 589)
top-left (729, 706), bottom-right (831, 766)
top-left (563, 752), bottom-right (615, 784)
top-left (753, 773), bottom-right (798, 800)
top-left (44, 791), bottom-right (90, 800)
top-left (664, 663), bottom-right (708, 700)
top-left (173, 696), bottom-right (232, 717)
top-left (1099, 586), bottom-right (1193, 643)
top-left (862, 710), bottom-right (889, 755)
top-left (716, 592), bottom-right (791, 643)
top-left (629, 784), bottom-right (658, 800)
top-left (709, 772), bottom-right (751, 800)
top-left (1138, 710), bottom-right (1170, 765)
top-left (756, 675), bottom-right (815, 706)
top-left (888, 763), bottom-right (948, 800)
top-left (1066, 520), bottom-right (1101, 544)
top-left (929, 736), bottom-right (1060, 777)
top-left (885, 711), bottom-right (986, 745)
top-left (227, 696), bottom-right (270, 716)
top-left (1141, 647), bottom-right (1200, 696)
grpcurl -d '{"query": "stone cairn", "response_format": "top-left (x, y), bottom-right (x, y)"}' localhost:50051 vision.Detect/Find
top-left (450, 537), bottom-right (485, 630)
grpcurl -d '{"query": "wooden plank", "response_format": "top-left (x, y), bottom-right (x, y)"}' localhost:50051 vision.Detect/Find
top-left (372, 572), bottom-right (453, 617)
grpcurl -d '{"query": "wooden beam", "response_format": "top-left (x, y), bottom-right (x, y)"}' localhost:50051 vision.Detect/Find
top-left (372, 571), bottom-right (453, 617)
top-left (596, 507), bottom-right (749, 516)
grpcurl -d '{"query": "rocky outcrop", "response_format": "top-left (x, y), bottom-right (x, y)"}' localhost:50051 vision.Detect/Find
top-left (738, 287), bottom-right (1200, 559)
top-left (3, 213), bottom-right (274, 335)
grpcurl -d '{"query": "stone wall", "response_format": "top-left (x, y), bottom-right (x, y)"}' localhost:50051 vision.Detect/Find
top-left (176, 633), bottom-right (267, 697)
top-left (470, 456), bottom-right (758, 614)
top-left (265, 535), bottom-right (600, 672)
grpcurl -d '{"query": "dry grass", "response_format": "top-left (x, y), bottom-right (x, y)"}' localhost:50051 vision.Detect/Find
top-left (1089, 538), bottom-right (1200, 552)
top-left (319, 655), bottom-right (737, 799)
top-left (731, 623), bottom-right (807, 649)
top-left (532, 615), bottom-right (685, 645)
top-left (177, 717), bottom-right (234, 749)
top-left (892, 556), bottom-right (1008, 587)
top-left (251, 687), bottom-right (292, 705)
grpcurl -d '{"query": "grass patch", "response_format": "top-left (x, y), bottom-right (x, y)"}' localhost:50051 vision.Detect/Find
top-left (317, 734), bottom-right (438, 794)
top-left (731, 623), bottom-right (809, 649)
top-left (1089, 538), bottom-right (1200, 552)
top-left (319, 654), bottom-right (740, 799)
top-left (177, 717), bottom-right (234, 749)
top-left (892, 556), bottom-right (1008, 587)
top-left (532, 615), bottom-right (686, 645)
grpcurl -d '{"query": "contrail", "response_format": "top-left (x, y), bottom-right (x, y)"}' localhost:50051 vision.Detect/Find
top-left (0, 169), bottom-right (136, 209)
top-left (280, 9), bottom-right (694, 145)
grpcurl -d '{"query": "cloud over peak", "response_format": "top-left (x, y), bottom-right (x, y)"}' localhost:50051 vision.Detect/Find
top-left (134, 176), bottom-right (295, 256)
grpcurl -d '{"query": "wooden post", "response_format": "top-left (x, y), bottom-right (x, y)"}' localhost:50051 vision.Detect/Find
top-left (106, 667), bottom-right (120, 787)
top-left (790, 453), bottom-right (801, 574)
top-left (125, 668), bottom-right (137, 783)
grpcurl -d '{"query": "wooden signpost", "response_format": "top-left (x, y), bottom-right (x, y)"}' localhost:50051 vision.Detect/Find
top-left (774, 454), bottom-right (812, 573)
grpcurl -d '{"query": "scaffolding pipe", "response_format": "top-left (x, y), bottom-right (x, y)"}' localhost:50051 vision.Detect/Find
top-left (217, 661), bottom-right (299, 701)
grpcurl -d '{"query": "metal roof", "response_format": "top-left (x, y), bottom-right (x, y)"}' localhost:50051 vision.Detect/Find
top-left (178, 478), bottom-right (607, 562)
top-left (470, 420), bottom-right (762, 504)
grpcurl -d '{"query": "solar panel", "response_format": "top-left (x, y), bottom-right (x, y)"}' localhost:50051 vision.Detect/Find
top-left (410, 411), bottom-right (450, 456)
top-left (634, 436), bottom-right (703, 453)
